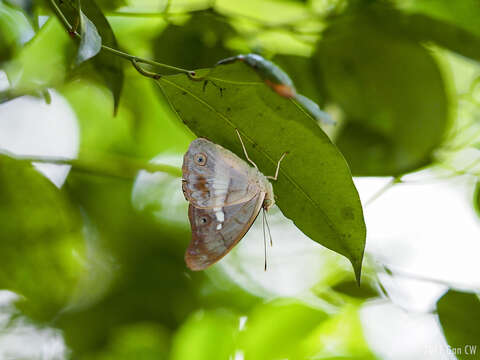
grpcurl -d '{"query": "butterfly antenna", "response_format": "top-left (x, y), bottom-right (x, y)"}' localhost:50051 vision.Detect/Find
top-left (266, 151), bottom-right (288, 181)
top-left (265, 211), bottom-right (273, 247)
top-left (262, 208), bottom-right (267, 271)
top-left (235, 128), bottom-right (258, 169)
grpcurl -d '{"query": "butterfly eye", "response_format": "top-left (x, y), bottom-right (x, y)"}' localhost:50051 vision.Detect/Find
top-left (194, 152), bottom-right (207, 166)
top-left (200, 217), bottom-right (208, 224)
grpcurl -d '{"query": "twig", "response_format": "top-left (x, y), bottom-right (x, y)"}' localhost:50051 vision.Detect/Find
top-left (131, 59), bottom-right (162, 79)
top-left (49, 0), bottom-right (195, 77)
top-left (0, 149), bottom-right (182, 179)
top-left (364, 177), bottom-right (402, 207)
top-left (383, 264), bottom-right (480, 292)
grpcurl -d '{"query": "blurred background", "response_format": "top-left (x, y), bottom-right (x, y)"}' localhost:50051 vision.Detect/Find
top-left (1, 0), bottom-right (480, 359)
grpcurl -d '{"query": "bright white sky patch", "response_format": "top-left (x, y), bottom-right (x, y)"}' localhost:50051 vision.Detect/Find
top-left (0, 84), bottom-right (79, 188)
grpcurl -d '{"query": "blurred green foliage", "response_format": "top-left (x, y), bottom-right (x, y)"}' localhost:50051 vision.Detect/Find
top-left (0, 0), bottom-right (479, 359)
top-left (437, 290), bottom-right (480, 360)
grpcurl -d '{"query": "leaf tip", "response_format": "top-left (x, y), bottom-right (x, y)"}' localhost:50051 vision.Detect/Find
top-left (352, 257), bottom-right (363, 286)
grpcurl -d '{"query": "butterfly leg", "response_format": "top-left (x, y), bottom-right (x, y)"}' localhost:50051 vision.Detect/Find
top-left (262, 208), bottom-right (267, 271)
top-left (235, 128), bottom-right (258, 169)
top-left (266, 152), bottom-right (288, 181)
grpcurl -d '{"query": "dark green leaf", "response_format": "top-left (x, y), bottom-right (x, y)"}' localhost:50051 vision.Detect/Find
top-left (217, 54), bottom-right (335, 124)
top-left (51, 0), bottom-right (124, 113)
top-left (332, 279), bottom-right (379, 299)
top-left (437, 290), bottom-right (480, 359)
top-left (95, 0), bottom-right (126, 11)
top-left (76, 9), bottom-right (102, 64)
top-left (368, 4), bottom-right (480, 72)
top-left (153, 10), bottom-right (235, 73)
top-left (395, 0), bottom-right (480, 38)
top-left (218, 54), bottom-right (333, 124)
top-left (157, 61), bottom-right (366, 282)
top-left (316, 8), bottom-right (450, 175)
top-left (0, 155), bottom-right (85, 321)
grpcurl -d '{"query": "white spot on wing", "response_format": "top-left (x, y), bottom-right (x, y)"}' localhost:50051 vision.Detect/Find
top-left (214, 207), bottom-right (225, 223)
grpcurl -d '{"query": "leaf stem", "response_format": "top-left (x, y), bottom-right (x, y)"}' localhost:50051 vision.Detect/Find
top-left (383, 264), bottom-right (480, 292)
top-left (48, 0), bottom-right (194, 76)
top-left (364, 177), bottom-right (402, 207)
top-left (0, 149), bottom-right (182, 179)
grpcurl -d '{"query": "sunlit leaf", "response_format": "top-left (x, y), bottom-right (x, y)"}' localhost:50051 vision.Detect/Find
top-left (437, 290), bottom-right (480, 360)
top-left (61, 74), bottom-right (190, 157)
top-left (170, 310), bottom-right (239, 360)
top-left (76, 9), bottom-right (102, 64)
top-left (157, 61), bottom-right (366, 282)
top-left (0, 155), bottom-right (85, 321)
top-left (296, 305), bottom-right (376, 359)
top-left (88, 323), bottom-right (170, 360)
top-left (240, 300), bottom-right (327, 360)
top-left (474, 181), bottom-right (480, 219)
top-left (316, 7), bottom-right (450, 175)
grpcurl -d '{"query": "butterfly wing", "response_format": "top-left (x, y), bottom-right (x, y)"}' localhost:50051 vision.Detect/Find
top-left (185, 192), bottom-right (265, 270)
top-left (182, 138), bottom-right (259, 209)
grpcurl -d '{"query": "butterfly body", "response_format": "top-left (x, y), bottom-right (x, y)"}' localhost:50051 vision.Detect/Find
top-left (182, 138), bottom-right (275, 270)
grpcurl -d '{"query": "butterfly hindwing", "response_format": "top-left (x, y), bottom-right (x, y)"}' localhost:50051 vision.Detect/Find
top-left (182, 138), bottom-right (259, 209)
top-left (185, 192), bottom-right (265, 270)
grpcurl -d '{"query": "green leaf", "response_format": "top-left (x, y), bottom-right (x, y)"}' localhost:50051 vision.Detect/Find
top-left (76, 9), bottom-right (102, 64)
top-left (219, 54), bottom-right (333, 124)
top-left (437, 290), bottom-right (480, 360)
top-left (0, 155), bottom-right (85, 321)
top-left (239, 300), bottom-right (327, 360)
top-left (157, 61), bottom-right (366, 282)
top-left (395, 0), bottom-right (480, 39)
top-left (296, 305), bottom-right (377, 359)
top-left (332, 279), bottom-right (379, 300)
top-left (362, 4), bottom-right (480, 79)
top-left (316, 8), bottom-right (450, 176)
top-left (51, 0), bottom-right (124, 113)
top-left (88, 323), bottom-right (170, 360)
top-left (170, 310), bottom-right (239, 360)
top-left (153, 10), bottom-right (235, 73)
top-left (474, 182), bottom-right (480, 219)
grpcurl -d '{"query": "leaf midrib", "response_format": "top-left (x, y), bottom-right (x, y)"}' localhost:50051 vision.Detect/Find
top-left (159, 77), bottom-right (346, 247)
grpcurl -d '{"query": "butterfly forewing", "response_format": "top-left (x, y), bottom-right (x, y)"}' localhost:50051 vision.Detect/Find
top-left (182, 138), bottom-right (259, 209)
top-left (185, 192), bottom-right (265, 270)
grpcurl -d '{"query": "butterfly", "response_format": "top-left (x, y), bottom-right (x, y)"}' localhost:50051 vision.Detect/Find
top-left (182, 129), bottom-right (287, 271)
